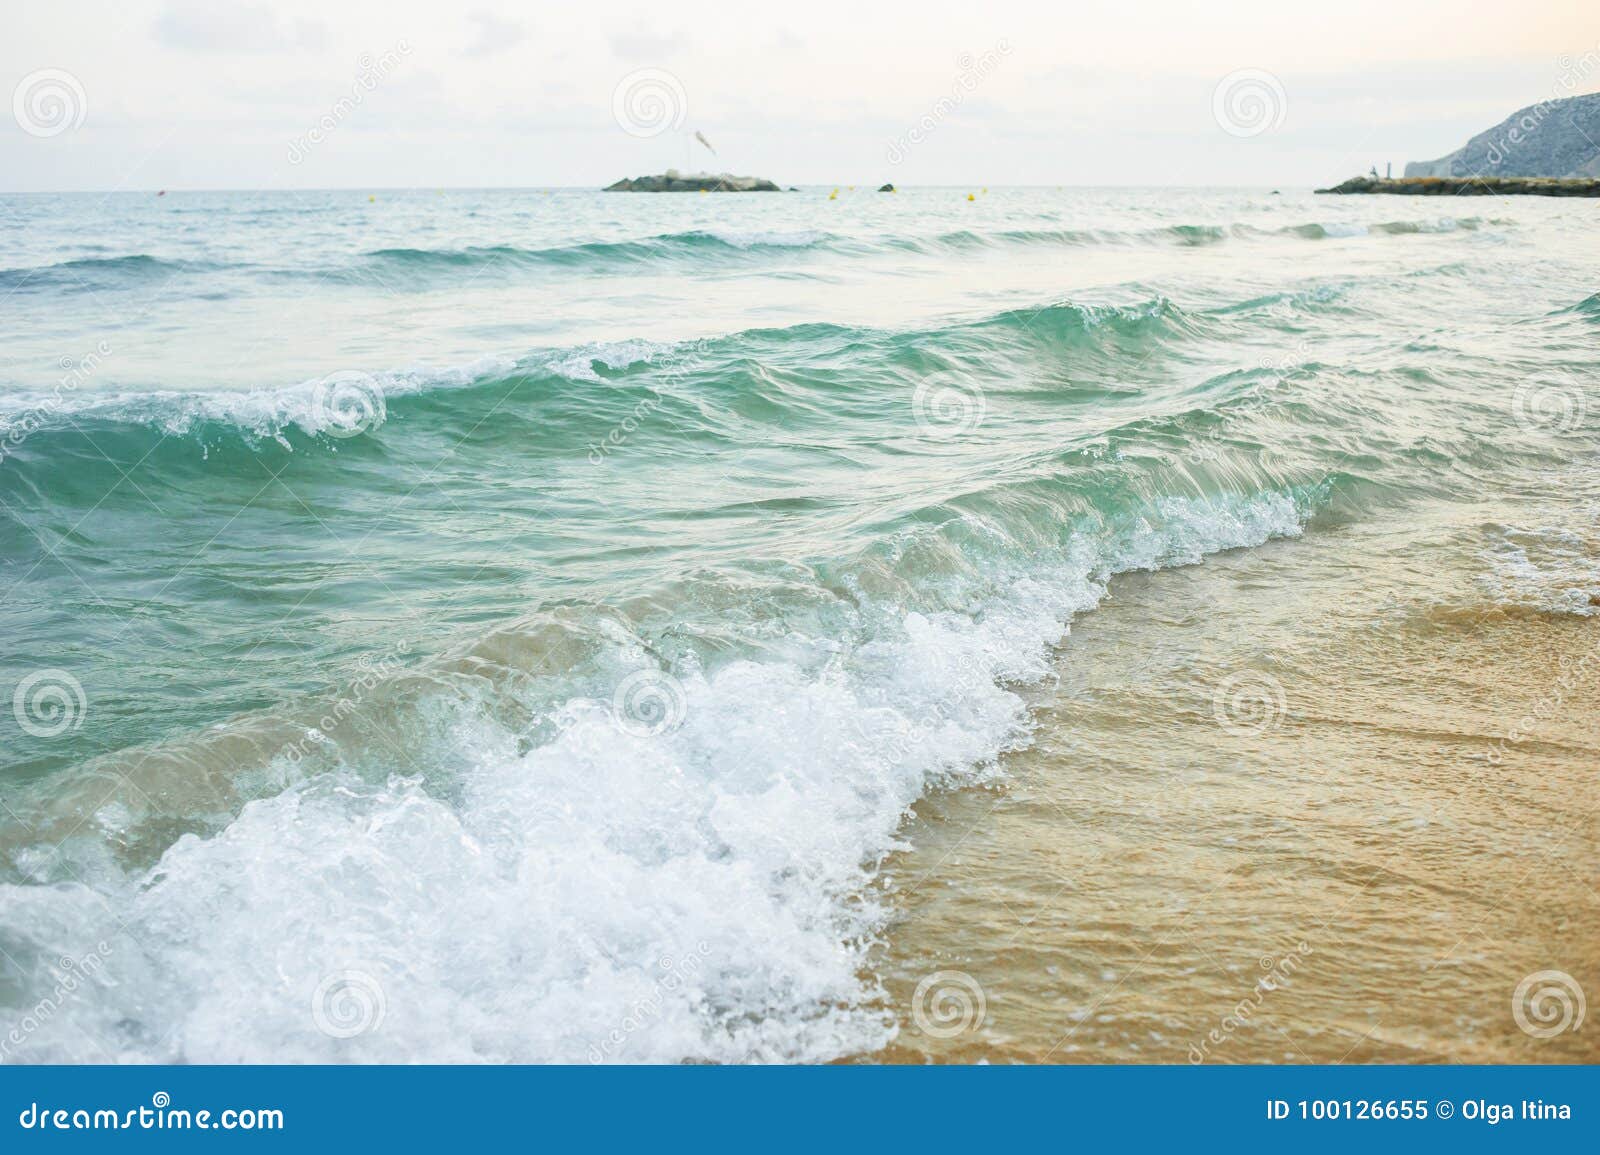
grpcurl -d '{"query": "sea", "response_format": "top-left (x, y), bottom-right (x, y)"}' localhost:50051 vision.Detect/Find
top-left (1, 186), bottom-right (1597, 1063)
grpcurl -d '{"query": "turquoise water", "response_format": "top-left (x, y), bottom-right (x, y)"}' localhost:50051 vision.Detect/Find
top-left (0, 187), bottom-right (1596, 1061)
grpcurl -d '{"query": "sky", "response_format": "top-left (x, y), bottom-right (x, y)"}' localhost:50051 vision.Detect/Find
top-left (3, 0), bottom-right (1599, 190)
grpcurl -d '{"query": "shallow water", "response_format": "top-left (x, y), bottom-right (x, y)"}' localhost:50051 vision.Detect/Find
top-left (876, 494), bottom-right (1600, 1063)
top-left (0, 186), bottom-right (1596, 1062)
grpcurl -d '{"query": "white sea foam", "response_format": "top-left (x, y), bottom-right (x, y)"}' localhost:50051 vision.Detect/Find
top-left (0, 491), bottom-right (1306, 1063)
top-left (703, 228), bottom-right (831, 249)
top-left (1479, 523), bottom-right (1600, 616)
top-left (0, 342), bottom-right (692, 442)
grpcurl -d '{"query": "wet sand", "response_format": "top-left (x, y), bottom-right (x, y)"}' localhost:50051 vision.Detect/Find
top-left (870, 503), bottom-right (1600, 1063)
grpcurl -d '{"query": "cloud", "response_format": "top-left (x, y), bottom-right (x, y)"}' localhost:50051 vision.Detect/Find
top-left (152, 4), bottom-right (325, 54)
top-left (465, 11), bottom-right (527, 58)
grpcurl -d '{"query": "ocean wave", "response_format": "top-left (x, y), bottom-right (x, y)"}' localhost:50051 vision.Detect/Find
top-left (0, 253), bottom-right (220, 291)
top-left (0, 296), bottom-right (1225, 453)
top-left (0, 485), bottom-right (1313, 1062)
top-left (1566, 291), bottom-right (1600, 317)
top-left (360, 229), bottom-right (838, 271)
top-left (909, 223), bottom-right (1230, 252)
top-left (0, 355), bottom-right (520, 449)
top-left (0, 214), bottom-right (1502, 298)
top-left (1278, 217), bottom-right (1492, 240)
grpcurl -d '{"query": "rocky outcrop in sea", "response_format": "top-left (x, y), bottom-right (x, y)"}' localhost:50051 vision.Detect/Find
top-left (605, 170), bottom-right (782, 192)
top-left (1317, 175), bottom-right (1600, 197)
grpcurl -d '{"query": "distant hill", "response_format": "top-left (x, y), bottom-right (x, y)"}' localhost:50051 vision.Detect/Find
top-left (1406, 93), bottom-right (1600, 178)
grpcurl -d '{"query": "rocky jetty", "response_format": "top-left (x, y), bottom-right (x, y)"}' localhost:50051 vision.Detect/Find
top-left (1405, 93), bottom-right (1600, 179)
top-left (1317, 175), bottom-right (1600, 197)
top-left (604, 170), bottom-right (781, 192)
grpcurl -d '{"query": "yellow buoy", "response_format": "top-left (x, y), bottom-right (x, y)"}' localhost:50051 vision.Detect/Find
top-left (368, 195), bottom-right (375, 202)
top-left (828, 188), bottom-right (838, 200)
top-left (981, 187), bottom-right (988, 194)
top-left (966, 193), bottom-right (975, 201)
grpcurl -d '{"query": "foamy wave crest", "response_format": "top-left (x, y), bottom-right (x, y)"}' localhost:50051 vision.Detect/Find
top-left (0, 488), bottom-right (1309, 1063)
top-left (0, 340), bottom-right (690, 443)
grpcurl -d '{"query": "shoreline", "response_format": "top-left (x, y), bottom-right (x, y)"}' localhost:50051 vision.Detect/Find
top-left (869, 503), bottom-right (1600, 1063)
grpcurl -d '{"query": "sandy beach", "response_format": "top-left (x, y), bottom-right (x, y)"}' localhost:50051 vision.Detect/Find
top-left (876, 495), bottom-right (1600, 1062)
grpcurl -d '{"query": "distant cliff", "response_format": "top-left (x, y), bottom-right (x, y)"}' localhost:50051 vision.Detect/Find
top-left (1405, 93), bottom-right (1600, 178)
